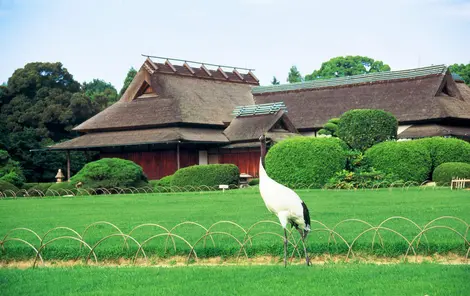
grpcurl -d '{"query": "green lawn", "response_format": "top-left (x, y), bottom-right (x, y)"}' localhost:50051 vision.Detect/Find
top-left (1, 264), bottom-right (469, 296)
top-left (0, 188), bottom-right (469, 261)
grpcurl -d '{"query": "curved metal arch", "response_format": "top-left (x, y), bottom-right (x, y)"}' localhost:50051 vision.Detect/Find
top-left (45, 189), bottom-right (59, 197)
top-left (190, 231), bottom-right (248, 263)
top-left (85, 233), bottom-right (146, 264)
top-left (238, 231), bottom-right (302, 261)
top-left (3, 190), bottom-right (16, 198)
top-left (81, 221), bottom-right (128, 249)
top-left (346, 226), bottom-right (417, 260)
top-left (127, 223), bottom-right (176, 253)
top-left (243, 220), bottom-right (296, 248)
top-left (15, 189), bottom-right (28, 198)
top-left (168, 221), bottom-right (215, 248)
top-left (41, 227), bottom-right (83, 246)
top-left (136, 233), bottom-right (197, 263)
top-left (1, 228), bottom-right (42, 248)
top-left (33, 236), bottom-right (97, 268)
top-left (58, 189), bottom-right (75, 196)
top-left (328, 219), bottom-right (385, 249)
top-left (373, 216), bottom-right (429, 250)
top-left (405, 225), bottom-right (470, 262)
top-left (2, 238), bottom-right (44, 265)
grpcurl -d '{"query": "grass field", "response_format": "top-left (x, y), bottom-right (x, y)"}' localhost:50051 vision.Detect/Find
top-left (1, 188), bottom-right (469, 261)
top-left (1, 264), bottom-right (469, 296)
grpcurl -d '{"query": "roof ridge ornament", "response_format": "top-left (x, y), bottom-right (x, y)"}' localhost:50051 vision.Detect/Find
top-left (165, 60), bottom-right (177, 72)
top-left (232, 102), bottom-right (287, 117)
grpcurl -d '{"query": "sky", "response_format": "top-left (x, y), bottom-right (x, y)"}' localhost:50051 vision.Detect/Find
top-left (0, 0), bottom-right (469, 90)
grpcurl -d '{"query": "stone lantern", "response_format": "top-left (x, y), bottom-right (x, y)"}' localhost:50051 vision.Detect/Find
top-left (55, 169), bottom-right (65, 183)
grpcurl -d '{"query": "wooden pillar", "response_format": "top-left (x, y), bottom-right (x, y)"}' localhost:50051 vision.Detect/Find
top-left (66, 150), bottom-right (71, 182)
top-left (176, 143), bottom-right (180, 169)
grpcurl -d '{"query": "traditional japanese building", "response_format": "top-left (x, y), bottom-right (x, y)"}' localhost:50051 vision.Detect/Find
top-left (50, 58), bottom-right (470, 180)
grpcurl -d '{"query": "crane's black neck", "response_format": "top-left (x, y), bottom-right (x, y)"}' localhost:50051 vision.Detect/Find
top-left (260, 135), bottom-right (267, 167)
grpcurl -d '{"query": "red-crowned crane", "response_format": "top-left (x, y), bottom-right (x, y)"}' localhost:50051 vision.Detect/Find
top-left (258, 135), bottom-right (311, 266)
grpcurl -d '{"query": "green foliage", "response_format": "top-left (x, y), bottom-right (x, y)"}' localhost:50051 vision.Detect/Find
top-left (432, 162), bottom-right (470, 186)
top-left (344, 149), bottom-right (364, 171)
top-left (0, 62), bottom-right (102, 182)
top-left (48, 182), bottom-right (77, 193)
top-left (70, 158), bottom-right (148, 189)
top-left (363, 141), bottom-right (432, 183)
top-left (318, 118), bottom-right (340, 137)
top-left (271, 76), bottom-right (280, 85)
top-left (265, 137), bottom-right (347, 188)
top-left (305, 56), bottom-right (391, 81)
top-left (150, 175), bottom-right (174, 189)
top-left (325, 168), bottom-right (402, 189)
top-left (286, 66), bottom-right (302, 83)
top-left (449, 63), bottom-right (470, 85)
top-left (416, 137), bottom-right (470, 172)
top-left (248, 178), bottom-right (259, 186)
top-left (119, 67), bottom-right (137, 96)
top-left (0, 180), bottom-right (19, 193)
top-left (0, 149), bottom-right (25, 187)
top-left (337, 109), bottom-right (398, 151)
top-left (82, 79), bottom-right (118, 108)
top-left (171, 164), bottom-right (239, 188)
top-left (24, 182), bottom-right (54, 196)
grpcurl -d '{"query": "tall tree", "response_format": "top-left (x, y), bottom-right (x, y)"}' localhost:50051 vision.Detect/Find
top-left (271, 76), bottom-right (280, 85)
top-left (0, 62), bottom-right (100, 181)
top-left (449, 63), bottom-right (470, 86)
top-left (287, 66), bottom-right (302, 83)
top-left (82, 79), bottom-right (118, 108)
top-left (119, 67), bottom-right (137, 96)
top-left (304, 56), bottom-right (391, 81)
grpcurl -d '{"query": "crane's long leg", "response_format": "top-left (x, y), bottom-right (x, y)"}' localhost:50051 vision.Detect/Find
top-left (302, 233), bottom-right (310, 266)
top-left (284, 228), bottom-right (288, 267)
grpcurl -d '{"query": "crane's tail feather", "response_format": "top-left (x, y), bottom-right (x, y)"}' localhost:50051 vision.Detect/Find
top-left (301, 201), bottom-right (311, 232)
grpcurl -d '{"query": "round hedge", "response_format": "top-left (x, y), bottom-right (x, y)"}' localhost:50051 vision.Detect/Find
top-left (70, 158), bottom-right (148, 189)
top-left (337, 109), bottom-right (398, 151)
top-left (432, 162), bottom-right (470, 185)
top-left (363, 141), bottom-right (431, 183)
top-left (415, 137), bottom-right (470, 170)
top-left (171, 164), bottom-right (239, 188)
top-left (0, 180), bottom-right (19, 193)
top-left (265, 137), bottom-right (347, 188)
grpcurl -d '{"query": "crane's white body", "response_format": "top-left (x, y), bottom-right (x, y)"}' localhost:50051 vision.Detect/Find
top-left (259, 159), bottom-right (310, 232)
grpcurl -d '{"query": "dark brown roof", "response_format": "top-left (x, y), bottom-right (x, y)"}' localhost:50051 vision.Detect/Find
top-left (74, 59), bottom-right (257, 132)
top-left (223, 110), bottom-right (297, 142)
top-left (398, 124), bottom-right (470, 139)
top-left (49, 127), bottom-right (229, 150)
top-left (254, 66), bottom-right (470, 130)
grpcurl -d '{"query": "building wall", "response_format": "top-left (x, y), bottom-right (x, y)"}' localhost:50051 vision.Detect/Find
top-left (101, 149), bottom-right (198, 180)
top-left (218, 149), bottom-right (261, 177)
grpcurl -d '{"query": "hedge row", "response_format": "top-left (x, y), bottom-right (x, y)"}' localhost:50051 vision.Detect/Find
top-left (265, 137), bottom-right (347, 188)
top-left (432, 162), bottom-right (470, 185)
top-left (171, 164), bottom-right (239, 188)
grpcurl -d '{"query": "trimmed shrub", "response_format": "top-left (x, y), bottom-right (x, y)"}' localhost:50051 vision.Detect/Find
top-left (0, 180), bottom-right (19, 193)
top-left (248, 178), bottom-right (259, 186)
top-left (363, 141), bottom-right (431, 183)
top-left (337, 109), bottom-right (398, 151)
top-left (317, 117), bottom-right (340, 137)
top-left (432, 162), bottom-right (470, 186)
top-left (150, 175), bottom-right (174, 191)
top-left (70, 158), bottom-right (148, 189)
top-left (48, 182), bottom-right (77, 194)
top-left (171, 164), bottom-right (239, 188)
top-left (0, 171), bottom-right (25, 188)
top-left (24, 182), bottom-right (55, 196)
top-left (416, 137), bottom-right (470, 171)
top-left (265, 137), bottom-right (347, 188)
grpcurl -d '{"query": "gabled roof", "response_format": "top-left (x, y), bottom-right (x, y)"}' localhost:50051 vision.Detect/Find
top-left (254, 65), bottom-right (470, 130)
top-left (223, 103), bottom-right (298, 142)
top-left (74, 57), bottom-right (258, 132)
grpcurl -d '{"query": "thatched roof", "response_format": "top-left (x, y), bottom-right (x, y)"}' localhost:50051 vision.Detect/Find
top-left (223, 108), bottom-right (298, 142)
top-left (49, 127), bottom-right (228, 150)
top-left (74, 58), bottom-right (257, 132)
top-left (399, 124), bottom-right (470, 139)
top-left (253, 65), bottom-right (470, 130)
